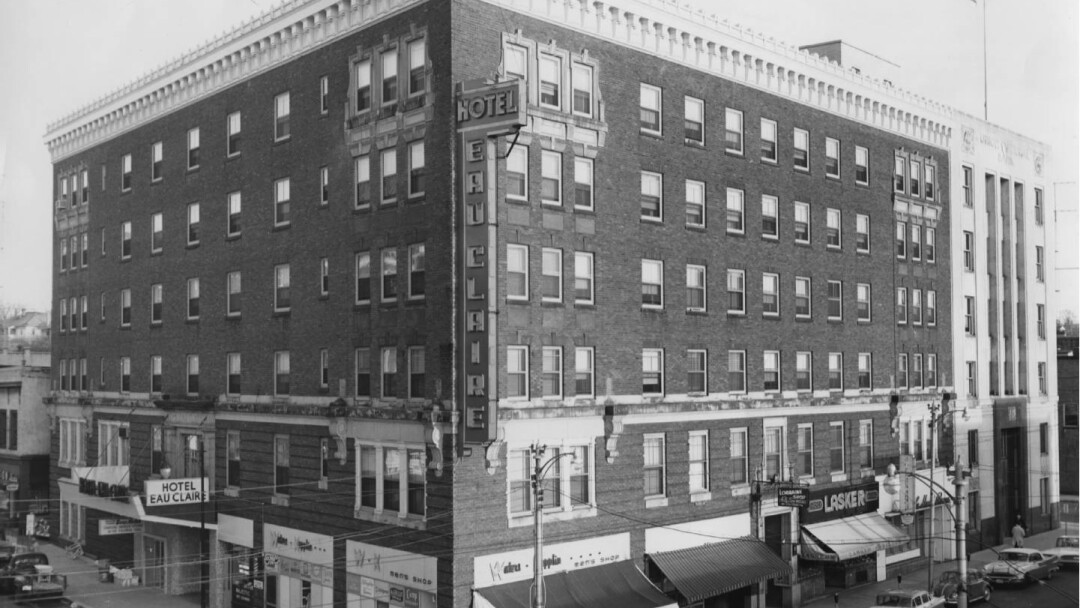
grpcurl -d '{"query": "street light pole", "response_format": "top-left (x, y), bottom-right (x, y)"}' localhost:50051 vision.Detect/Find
top-left (531, 444), bottom-right (575, 608)
top-left (884, 460), bottom-right (970, 605)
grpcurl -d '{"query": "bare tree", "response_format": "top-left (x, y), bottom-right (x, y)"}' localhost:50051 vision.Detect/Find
top-left (1059, 309), bottom-right (1078, 337)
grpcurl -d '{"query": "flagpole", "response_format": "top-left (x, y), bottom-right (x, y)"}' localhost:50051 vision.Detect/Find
top-left (982, 0), bottom-right (988, 120)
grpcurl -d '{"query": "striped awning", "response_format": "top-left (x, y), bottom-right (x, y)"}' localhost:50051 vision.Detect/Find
top-left (800, 512), bottom-right (909, 562)
top-left (645, 537), bottom-right (793, 603)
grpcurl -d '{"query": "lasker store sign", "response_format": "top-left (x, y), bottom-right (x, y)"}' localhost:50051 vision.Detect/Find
top-left (144, 477), bottom-right (208, 506)
top-left (802, 480), bottom-right (879, 524)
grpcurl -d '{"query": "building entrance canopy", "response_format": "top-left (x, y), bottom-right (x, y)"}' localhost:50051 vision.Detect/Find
top-left (472, 560), bottom-right (675, 608)
top-left (800, 512), bottom-right (909, 562)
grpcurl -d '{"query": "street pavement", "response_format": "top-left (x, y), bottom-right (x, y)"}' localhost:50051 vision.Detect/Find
top-left (0, 541), bottom-right (198, 608)
top-left (805, 524), bottom-right (1080, 608)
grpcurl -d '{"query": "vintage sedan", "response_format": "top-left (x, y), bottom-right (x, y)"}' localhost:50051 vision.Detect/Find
top-left (1043, 535), bottom-right (1079, 568)
top-left (869, 588), bottom-right (946, 608)
top-left (982, 548), bottom-right (1059, 585)
top-left (933, 570), bottom-right (992, 605)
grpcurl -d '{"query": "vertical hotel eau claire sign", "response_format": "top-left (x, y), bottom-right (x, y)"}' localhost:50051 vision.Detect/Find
top-left (456, 79), bottom-right (525, 443)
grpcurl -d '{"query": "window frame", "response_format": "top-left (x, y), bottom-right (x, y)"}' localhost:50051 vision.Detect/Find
top-left (685, 179), bottom-right (705, 228)
top-left (728, 350), bottom-right (746, 394)
top-left (855, 145), bottom-right (869, 184)
top-left (684, 95), bottom-right (704, 145)
top-left (687, 349), bottom-right (707, 394)
top-left (688, 430), bottom-right (710, 493)
top-left (760, 118), bottom-right (778, 163)
top-left (640, 171), bottom-right (663, 221)
top-left (793, 128), bottom-right (809, 171)
top-left (639, 83), bottom-right (662, 135)
top-left (574, 347), bottom-right (594, 397)
top-left (763, 350), bottom-right (780, 393)
top-left (274, 264), bottom-right (291, 312)
top-left (274, 91), bottom-right (291, 142)
top-left (826, 208), bottom-right (842, 249)
top-left (507, 346), bottom-right (529, 400)
top-left (794, 202), bottom-right (810, 244)
top-left (795, 351), bottom-right (812, 392)
top-left (827, 280), bottom-right (843, 321)
top-left (762, 272), bottom-right (779, 317)
top-left (541, 346), bottom-right (563, 399)
top-left (642, 433), bottom-right (667, 499)
top-left (507, 244), bottom-right (528, 301)
top-left (642, 348), bottom-right (664, 395)
top-left (641, 259), bottom-right (664, 309)
top-left (724, 108), bottom-right (744, 155)
top-left (726, 188), bottom-right (745, 234)
top-left (541, 247), bottom-right (563, 303)
top-left (727, 269), bottom-right (745, 315)
top-left (825, 137), bottom-right (840, 178)
top-left (540, 150), bottom-right (562, 207)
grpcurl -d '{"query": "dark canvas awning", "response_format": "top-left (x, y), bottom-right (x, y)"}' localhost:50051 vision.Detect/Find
top-left (800, 512), bottom-right (909, 562)
top-left (473, 560), bottom-right (676, 608)
top-left (644, 537), bottom-right (793, 603)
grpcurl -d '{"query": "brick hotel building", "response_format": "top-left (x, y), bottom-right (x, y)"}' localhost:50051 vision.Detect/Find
top-left (43, 0), bottom-right (1052, 607)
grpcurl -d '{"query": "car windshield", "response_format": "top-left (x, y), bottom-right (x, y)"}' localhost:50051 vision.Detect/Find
top-left (939, 571), bottom-right (961, 582)
top-left (999, 551), bottom-right (1026, 561)
top-left (875, 594), bottom-right (911, 607)
top-left (1057, 537), bottom-right (1079, 548)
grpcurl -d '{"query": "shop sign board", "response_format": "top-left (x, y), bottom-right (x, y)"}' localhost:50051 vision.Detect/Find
top-left (346, 540), bottom-right (437, 594)
top-left (144, 477), bottom-right (208, 506)
top-left (802, 480), bottom-right (879, 524)
top-left (99, 518), bottom-right (142, 535)
top-left (264, 523), bottom-right (334, 566)
top-left (777, 486), bottom-right (809, 508)
top-left (473, 533), bottom-right (630, 588)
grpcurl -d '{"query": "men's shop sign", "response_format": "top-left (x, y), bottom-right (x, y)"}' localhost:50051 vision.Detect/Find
top-left (802, 480), bottom-right (879, 524)
top-left (144, 477), bottom-right (208, 506)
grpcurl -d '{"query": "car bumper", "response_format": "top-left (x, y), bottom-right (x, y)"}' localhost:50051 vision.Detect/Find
top-left (983, 574), bottom-right (1026, 585)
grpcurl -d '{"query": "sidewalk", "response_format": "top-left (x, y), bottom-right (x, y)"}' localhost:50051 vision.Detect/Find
top-left (26, 542), bottom-right (199, 608)
top-left (803, 526), bottom-right (1072, 607)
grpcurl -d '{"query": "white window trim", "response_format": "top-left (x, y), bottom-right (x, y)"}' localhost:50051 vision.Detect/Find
top-left (643, 432), bottom-right (667, 507)
top-left (353, 441), bottom-right (427, 519)
top-left (688, 430), bottom-right (711, 499)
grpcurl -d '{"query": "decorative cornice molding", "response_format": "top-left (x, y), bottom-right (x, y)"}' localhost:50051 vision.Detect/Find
top-left (44, 0), bottom-right (428, 162)
top-left (481, 0), bottom-right (955, 149)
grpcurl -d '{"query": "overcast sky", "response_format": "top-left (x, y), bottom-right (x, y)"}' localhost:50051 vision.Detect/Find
top-left (0, 0), bottom-right (1076, 316)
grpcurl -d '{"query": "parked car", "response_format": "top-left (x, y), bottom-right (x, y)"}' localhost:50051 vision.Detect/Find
top-left (0, 552), bottom-right (49, 594)
top-left (932, 569), bottom-right (992, 605)
top-left (12, 564), bottom-right (67, 601)
top-left (1043, 535), bottom-right (1080, 568)
top-left (869, 588), bottom-right (946, 608)
top-left (982, 548), bottom-right (1059, 585)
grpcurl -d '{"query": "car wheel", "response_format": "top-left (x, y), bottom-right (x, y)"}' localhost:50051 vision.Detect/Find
top-left (982, 588), bottom-right (991, 604)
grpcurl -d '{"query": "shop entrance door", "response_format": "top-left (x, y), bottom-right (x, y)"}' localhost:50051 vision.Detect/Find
top-left (764, 515), bottom-right (785, 607)
top-left (143, 535), bottom-right (166, 588)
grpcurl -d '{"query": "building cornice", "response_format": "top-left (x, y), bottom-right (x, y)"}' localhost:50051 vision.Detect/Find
top-left (44, 0), bottom-right (428, 163)
top-left (482, 0), bottom-right (955, 149)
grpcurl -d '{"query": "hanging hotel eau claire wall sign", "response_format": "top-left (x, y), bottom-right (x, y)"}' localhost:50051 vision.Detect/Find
top-left (801, 480), bottom-right (880, 524)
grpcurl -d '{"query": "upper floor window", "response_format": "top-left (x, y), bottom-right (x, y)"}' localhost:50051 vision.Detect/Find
top-left (320, 167), bottom-right (329, 206)
top-left (541, 248), bottom-right (563, 303)
top-left (187, 203), bottom-right (200, 245)
top-left (541, 151), bottom-right (562, 206)
top-left (825, 137), bottom-right (840, 178)
top-left (381, 149), bottom-right (398, 204)
top-left (151, 212), bottom-right (163, 253)
top-left (761, 195), bottom-right (779, 239)
top-left (187, 278), bottom-right (200, 320)
top-left (640, 84), bottom-right (662, 135)
top-left (504, 44), bottom-right (527, 82)
top-left (507, 245), bottom-right (528, 301)
top-left (574, 252), bottom-right (594, 305)
top-left (274, 178), bottom-right (291, 226)
top-left (381, 48), bottom-right (398, 105)
top-left (641, 171), bottom-right (662, 220)
top-left (320, 75), bottom-right (329, 114)
top-left (827, 280), bottom-right (843, 321)
top-left (409, 243), bottom-right (425, 299)
top-left (227, 111), bottom-right (241, 156)
top-left (355, 251), bottom-right (371, 304)
top-left (382, 248), bottom-right (398, 302)
top-left (539, 54), bottom-right (561, 110)
top-left (121, 154), bottom-right (132, 191)
top-left (826, 208), bottom-right (841, 249)
top-left (121, 221), bottom-right (132, 259)
top-left (151, 142), bottom-right (163, 181)
top-left (641, 259), bottom-right (663, 308)
top-left (724, 108), bottom-right (743, 154)
top-left (794, 202), bottom-right (810, 244)
top-left (227, 191), bottom-right (241, 237)
top-left (274, 352), bottom-right (291, 396)
top-left (574, 157), bottom-right (593, 210)
top-left (763, 351), bottom-right (780, 392)
top-left (507, 346), bottom-right (528, 399)
top-left (894, 156), bottom-right (905, 193)
top-left (1034, 188), bottom-right (1044, 225)
top-left (355, 155), bottom-right (371, 209)
top-left (686, 265), bottom-right (706, 312)
top-left (1036, 246), bottom-right (1045, 281)
top-left (356, 60), bottom-right (372, 112)
top-left (856, 214), bottom-right (870, 253)
top-left (686, 180), bottom-right (704, 231)
top-left (274, 264), bottom-right (291, 312)
top-left (274, 91), bottom-right (291, 141)
top-left (908, 159), bottom-right (921, 196)
top-left (793, 128), bottom-right (809, 170)
top-left (408, 141), bottom-right (425, 198)
top-left (726, 188), bottom-right (744, 234)
top-left (187, 127), bottom-right (200, 169)
top-left (963, 166), bottom-right (973, 207)
top-left (761, 118), bottom-right (777, 163)
top-left (855, 145), bottom-right (869, 184)
top-left (506, 146), bottom-right (527, 201)
top-left (572, 62), bottom-right (593, 117)
top-left (924, 164), bottom-right (936, 200)
top-left (642, 350), bottom-right (664, 395)
top-left (684, 96), bottom-right (704, 145)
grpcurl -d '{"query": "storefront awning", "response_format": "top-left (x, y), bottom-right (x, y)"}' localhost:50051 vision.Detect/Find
top-left (800, 512), bottom-right (909, 562)
top-left (473, 560), bottom-right (676, 608)
top-left (645, 537), bottom-right (793, 603)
